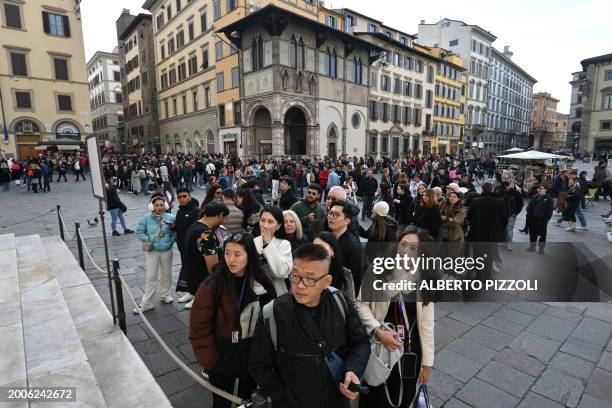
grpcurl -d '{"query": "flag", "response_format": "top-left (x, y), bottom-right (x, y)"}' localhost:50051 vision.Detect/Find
top-left (2, 124), bottom-right (8, 144)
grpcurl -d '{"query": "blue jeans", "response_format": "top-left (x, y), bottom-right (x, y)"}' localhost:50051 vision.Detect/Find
top-left (142, 179), bottom-right (150, 193)
top-left (110, 208), bottom-right (128, 232)
top-left (575, 205), bottom-right (587, 227)
top-left (505, 215), bottom-right (516, 242)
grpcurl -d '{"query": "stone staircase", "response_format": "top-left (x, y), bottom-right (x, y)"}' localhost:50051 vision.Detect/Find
top-left (0, 233), bottom-right (172, 407)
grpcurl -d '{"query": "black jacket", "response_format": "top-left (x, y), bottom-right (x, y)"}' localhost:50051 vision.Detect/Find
top-left (360, 176), bottom-right (378, 197)
top-left (526, 193), bottom-right (554, 221)
top-left (106, 185), bottom-right (123, 210)
top-left (467, 193), bottom-right (508, 242)
top-left (413, 204), bottom-right (442, 239)
top-left (249, 291), bottom-right (370, 408)
top-left (175, 197), bottom-right (200, 252)
top-left (337, 229), bottom-right (363, 291)
top-left (394, 193), bottom-right (413, 225)
top-left (279, 189), bottom-right (298, 211)
top-left (501, 188), bottom-right (524, 216)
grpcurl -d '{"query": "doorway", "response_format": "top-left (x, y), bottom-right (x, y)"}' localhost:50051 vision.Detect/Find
top-left (284, 107), bottom-right (307, 157)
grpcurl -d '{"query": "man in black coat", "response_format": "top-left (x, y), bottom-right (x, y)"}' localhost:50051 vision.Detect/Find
top-left (279, 177), bottom-right (298, 210)
top-left (467, 182), bottom-right (509, 277)
top-left (360, 169), bottom-right (378, 221)
top-left (249, 244), bottom-right (370, 408)
top-left (526, 185), bottom-right (554, 253)
top-left (500, 181), bottom-right (524, 251)
top-left (174, 188), bottom-right (201, 303)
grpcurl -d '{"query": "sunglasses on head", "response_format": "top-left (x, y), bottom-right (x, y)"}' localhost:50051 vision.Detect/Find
top-left (225, 232), bottom-right (246, 242)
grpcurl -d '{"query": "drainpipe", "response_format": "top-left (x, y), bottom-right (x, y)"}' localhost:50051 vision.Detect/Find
top-left (0, 82), bottom-right (9, 146)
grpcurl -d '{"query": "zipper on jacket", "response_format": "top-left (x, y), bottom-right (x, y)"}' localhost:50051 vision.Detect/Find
top-left (246, 305), bottom-right (255, 335)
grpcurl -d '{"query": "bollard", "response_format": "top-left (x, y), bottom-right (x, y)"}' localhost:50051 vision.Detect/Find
top-left (56, 204), bottom-right (65, 241)
top-left (75, 222), bottom-right (85, 270)
top-left (112, 259), bottom-right (127, 335)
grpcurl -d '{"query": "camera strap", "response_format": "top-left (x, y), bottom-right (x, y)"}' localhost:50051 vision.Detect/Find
top-left (398, 293), bottom-right (416, 352)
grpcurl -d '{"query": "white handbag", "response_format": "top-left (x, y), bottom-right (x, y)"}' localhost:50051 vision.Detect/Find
top-left (363, 322), bottom-right (404, 387)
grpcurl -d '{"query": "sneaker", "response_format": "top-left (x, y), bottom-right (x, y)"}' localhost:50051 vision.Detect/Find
top-left (184, 299), bottom-right (195, 309)
top-left (132, 305), bottom-right (154, 314)
top-left (526, 245), bottom-right (536, 252)
top-left (112, 231), bottom-right (121, 236)
top-left (178, 293), bottom-right (194, 303)
top-left (492, 262), bottom-right (501, 274)
top-left (577, 226), bottom-right (588, 230)
top-left (553, 223), bottom-right (562, 227)
top-left (565, 227), bottom-right (576, 231)
top-left (161, 295), bottom-right (174, 304)
top-left (124, 229), bottom-right (134, 234)
top-left (505, 243), bottom-right (512, 251)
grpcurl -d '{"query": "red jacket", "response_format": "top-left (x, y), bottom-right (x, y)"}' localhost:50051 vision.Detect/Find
top-left (319, 169), bottom-right (329, 187)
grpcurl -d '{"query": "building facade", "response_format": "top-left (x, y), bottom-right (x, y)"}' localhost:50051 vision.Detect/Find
top-left (417, 18), bottom-right (496, 157)
top-left (86, 51), bottom-right (123, 146)
top-left (483, 46), bottom-right (536, 154)
top-left (531, 92), bottom-right (559, 150)
top-left (0, 0), bottom-right (91, 159)
top-left (116, 11), bottom-right (160, 153)
top-left (218, 5), bottom-right (382, 160)
top-left (553, 112), bottom-right (568, 150)
top-left (568, 70), bottom-right (585, 152)
top-left (574, 53), bottom-right (612, 156)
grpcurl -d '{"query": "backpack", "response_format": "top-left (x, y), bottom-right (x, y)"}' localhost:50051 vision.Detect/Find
top-left (262, 287), bottom-right (347, 351)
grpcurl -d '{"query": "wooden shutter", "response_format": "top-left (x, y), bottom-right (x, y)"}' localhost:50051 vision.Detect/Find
top-left (42, 11), bottom-right (50, 33)
top-left (62, 15), bottom-right (70, 37)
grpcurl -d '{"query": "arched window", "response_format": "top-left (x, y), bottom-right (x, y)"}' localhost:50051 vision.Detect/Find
top-left (282, 71), bottom-right (289, 90)
top-left (331, 49), bottom-right (337, 78)
top-left (295, 71), bottom-right (303, 92)
top-left (252, 36), bottom-right (264, 71)
top-left (352, 57), bottom-right (362, 84)
top-left (289, 36), bottom-right (296, 68)
top-left (297, 37), bottom-right (305, 69)
top-left (575, 108), bottom-right (582, 118)
top-left (324, 47), bottom-right (331, 76)
top-left (308, 76), bottom-right (316, 95)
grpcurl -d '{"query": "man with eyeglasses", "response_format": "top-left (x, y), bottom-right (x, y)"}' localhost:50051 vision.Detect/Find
top-left (249, 244), bottom-right (370, 408)
top-left (327, 200), bottom-right (363, 293)
top-left (175, 188), bottom-right (201, 303)
top-left (290, 183), bottom-right (326, 239)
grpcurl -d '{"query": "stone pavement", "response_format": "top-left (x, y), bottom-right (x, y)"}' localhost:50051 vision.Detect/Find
top-left (1, 168), bottom-right (611, 407)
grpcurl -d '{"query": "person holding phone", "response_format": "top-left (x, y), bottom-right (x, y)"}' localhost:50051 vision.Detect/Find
top-left (355, 226), bottom-right (435, 408)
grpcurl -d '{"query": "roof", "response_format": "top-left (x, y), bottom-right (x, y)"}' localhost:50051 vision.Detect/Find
top-left (216, 4), bottom-right (385, 53)
top-left (354, 32), bottom-right (440, 62)
top-left (86, 51), bottom-right (119, 68)
top-left (333, 8), bottom-right (416, 40)
top-left (533, 92), bottom-right (560, 103)
top-left (141, 0), bottom-right (159, 11)
top-left (118, 13), bottom-right (152, 41)
top-left (580, 52), bottom-right (612, 70)
top-left (420, 18), bottom-right (497, 42)
top-left (491, 47), bottom-right (537, 83)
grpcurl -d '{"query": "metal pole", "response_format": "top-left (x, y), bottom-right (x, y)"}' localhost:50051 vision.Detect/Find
top-left (99, 199), bottom-right (116, 324)
top-left (112, 259), bottom-right (127, 335)
top-left (75, 222), bottom-right (85, 270)
top-left (56, 204), bottom-right (65, 241)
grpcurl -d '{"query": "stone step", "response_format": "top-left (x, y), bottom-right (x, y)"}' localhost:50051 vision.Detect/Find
top-left (16, 234), bottom-right (107, 407)
top-left (42, 237), bottom-right (172, 408)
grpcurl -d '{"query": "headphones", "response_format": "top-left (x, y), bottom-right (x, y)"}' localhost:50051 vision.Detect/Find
top-left (148, 196), bottom-right (170, 211)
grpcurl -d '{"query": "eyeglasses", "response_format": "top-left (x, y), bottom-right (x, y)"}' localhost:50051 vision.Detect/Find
top-left (177, 194), bottom-right (190, 199)
top-left (215, 191), bottom-right (223, 195)
top-left (289, 273), bottom-right (328, 287)
top-left (306, 190), bottom-right (319, 196)
top-left (327, 211), bottom-right (343, 219)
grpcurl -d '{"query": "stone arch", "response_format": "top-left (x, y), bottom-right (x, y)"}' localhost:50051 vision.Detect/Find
top-left (51, 119), bottom-right (83, 134)
top-left (174, 134), bottom-right (181, 153)
top-left (10, 117), bottom-right (44, 133)
top-left (194, 130), bottom-right (203, 152)
top-left (284, 106), bottom-right (308, 157)
top-left (206, 129), bottom-right (215, 153)
top-left (280, 98), bottom-right (315, 126)
top-left (253, 107), bottom-right (272, 157)
top-left (246, 99), bottom-right (274, 125)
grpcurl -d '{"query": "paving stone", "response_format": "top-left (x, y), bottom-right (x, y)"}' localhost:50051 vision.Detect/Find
top-left (168, 383), bottom-right (211, 408)
top-left (435, 316), bottom-right (472, 337)
top-left (463, 324), bottom-right (515, 352)
top-left (570, 317), bottom-right (612, 347)
top-left (178, 343), bottom-right (198, 364)
top-left (585, 368), bottom-right (612, 404)
top-left (560, 337), bottom-right (605, 363)
top-left (140, 349), bottom-right (179, 377)
top-left (532, 369), bottom-right (585, 407)
top-left (455, 377), bottom-right (519, 408)
top-left (446, 338), bottom-right (497, 365)
top-left (155, 368), bottom-right (195, 397)
top-left (583, 304), bottom-right (612, 323)
top-left (148, 315), bottom-right (185, 336)
top-left (477, 360), bottom-right (535, 398)
top-left (444, 398), bottom-right (472, 408)
top-left (434, 348), bottom-right (483, 383)
top-left (578, 394), bottom-right (612, 408)
top-left (543, 305), bottom-right (584, 323)
top-left (506, 302), bottom-right (548, 316)
top-left (492, 306), bottom-right (536, 326)
top-left (126, 323), bottom-right (150, 343)
top-left (448, 310), bottom-right (484, 326)
top-left (494, 348), bottom-right (546, 377)
top-left (427, 368), bottom-right (463, 402)
top-left (509, 331), bottom-right (562, 363)
top-left (549, 352), bottom-right (596, 382)
top-left (526, 313), bottom-right (579, 342)
top-left (176, 310), bottom-right (191, 326)
top-left (516, 392), bottom-right (564, 408)
top-left (597, 351), bottom-right (612, 372)
top-left (481, 315), bottom-right (525, 336)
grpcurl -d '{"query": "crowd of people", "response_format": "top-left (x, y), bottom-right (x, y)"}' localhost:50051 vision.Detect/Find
top-left (0, 155), bottom-right (89, 193)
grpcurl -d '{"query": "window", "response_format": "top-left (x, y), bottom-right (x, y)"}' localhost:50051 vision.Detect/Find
top-left (215, 41), bottom-right (223, 61)
top-left (216, 72), bottom-right (224, 92)
top-left (449, 39), bottom-right (458, 47)
top-left (404, 81), bottom-right (412, 97)
top-left (231, 66), bottom-right (240, 88)
top-left (182, 93), bottom-right (187, 114)
top-left (414, 83), bottom-right (423, 99)
top-left (200, 10), bottom-right (207, 32)
top-left (381, 75), bottom-right (389, 92)
top-left (53, 57), bottom-right (69, 80)
top-left (400, 37), bottom-right (406, 45)
top-left (606, 70), bottom-right (612, 81)
top-left (352, 113), bottom-right (360, 128)
top-left (603, 93), bottom-right (612, 110)
top-left (326, 15), bottom-right (335, 28)
top-left (161, 71), bottom-right (168, 89)
top-left (173, 98), bottom-right (177, 116)
top-left (601, 121), bottom-right (611, 130)
top-left (371, 72), bottom-right (377, 88)
top-left (178, 61), bottom-right (186, 81)
top-left (193, 90), bottom-right (198, 111)
top-left (370, 135), bottom-right (378, 152)
top-left (213, 0), bottom-right (220, 19)
top-left (113, 71), bottom-right (121, 81)
top-left (15, 91), bottom-right (31, 109)
top-left (426, 65), bottom-right (434, 83)
top-left (324, 48), bottom-right (337, 78)
top-left (115, 92), bottom-right (123, 103)
top-left (218, 104), bottom-right (225, 126)
top-left (188, 20), bottom-right (194, 41)
top-left (188, 53), bottom-right (198, 76)
top-left (368, 24), bottom-right (377, 33)
top-left (352, 57), bottom-right (362, 84)
top-left (233, 101), bottom-right (241, 125)
top-left (202, 45), bottom-right (209, 69)
top-left (177, 30), bottom-right (185, 49)
top-left (415, 59), bottom-right (423, 73)
top-left (156, 13), bottom-right (164, 30)
top-left (166, 5), bottom-right (172, 20)
top-left (42, 12), bottom-right (70, 37)
top-left (4, 3), bottom-right (21, 29)
top-left (426, 90), bottom-right (433, 108)
top-left (251, 37), bottom-right (264, 71)
top-left (204, 86), bottom-right (211, 107)
top-left (345, 15), bottom-right (354, 30)
top-left (57, 94), bottom-right (72, 111)
top-left (227, 0), bottom-right (237, 12)
top-left (160, 42), bottom-right (166, 59)
top-left (393, 78), bottom-right (401, 94)
top-left (176, 0), bottom-right (181, 12)
top-left (168, 37), bottom-right (175, 54)
top-left (10, 52), bottom-right (27, 76)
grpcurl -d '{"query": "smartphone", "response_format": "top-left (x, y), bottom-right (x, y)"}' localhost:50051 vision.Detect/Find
top-left (401, 352), bottom-right (418, 379)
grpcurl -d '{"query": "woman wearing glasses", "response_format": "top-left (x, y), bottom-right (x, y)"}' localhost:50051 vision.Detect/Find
top-left (356, 226), bottom-right (435, 408)
top-left (202, 183), bottom-right (223, 210)
top-left (254, 205), bottom-right (293, 295)
top-left (190, 233), bottom-right (276, 408)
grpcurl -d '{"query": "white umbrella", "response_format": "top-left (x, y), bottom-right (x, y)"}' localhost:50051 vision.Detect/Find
top-left (504, 147), bottom-right (525, 153)
top-left (497, 150), bottom-right (569, 160)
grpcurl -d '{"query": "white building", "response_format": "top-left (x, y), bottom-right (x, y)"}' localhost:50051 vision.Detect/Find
top-left (418, 18), bottom-right (496, 156)
top-left (86, 51), bottom-right (123, 144)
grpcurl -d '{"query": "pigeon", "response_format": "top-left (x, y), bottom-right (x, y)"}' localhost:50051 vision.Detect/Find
top-left (87, 217), bottom-right (99, 227)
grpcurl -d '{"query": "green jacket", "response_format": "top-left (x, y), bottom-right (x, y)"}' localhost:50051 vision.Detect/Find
top-left (290, 199), bottom-right (326, 239)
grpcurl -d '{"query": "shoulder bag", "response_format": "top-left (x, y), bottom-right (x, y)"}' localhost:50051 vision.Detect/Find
top-left (143, 224), bottom-right (161, 252)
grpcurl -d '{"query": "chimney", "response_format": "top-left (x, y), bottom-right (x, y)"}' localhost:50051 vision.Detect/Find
top-left (420, 20), bottom-right (425, 25)
top-left (122, 8), bottom-right (130, 14)
top-left (503, 45), bottom-right (513, 59)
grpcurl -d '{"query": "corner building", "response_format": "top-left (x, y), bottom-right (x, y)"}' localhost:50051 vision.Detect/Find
top-left (218, 5), bottom-right (382, 160)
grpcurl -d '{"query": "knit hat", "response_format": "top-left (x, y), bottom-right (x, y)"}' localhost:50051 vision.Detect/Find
top-left (373, 201), bottom-right (389, 217)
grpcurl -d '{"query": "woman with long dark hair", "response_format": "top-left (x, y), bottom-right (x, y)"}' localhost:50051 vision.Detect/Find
top-left (253, 205), bottom-right (292, 295)
top-left (360, 201), bottom-right (398, 264)
top-left (413, 189), bottom-right (442, 239)
top-left (202, 183), bottom-right (223, 210)
top-left (235, 188), bottom-right (261, 234)
top-left (356, 226), bottom-right (435, 408)
top-left (312, 231), bottom-right (355, 299)
top-left (189, 233), bottom-right (276, 408)
top-left (374, 183), bottom-right (395, 217)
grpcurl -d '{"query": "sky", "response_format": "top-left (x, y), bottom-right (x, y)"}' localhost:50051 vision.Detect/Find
top-left (81, 0), bottom-right (612, 114)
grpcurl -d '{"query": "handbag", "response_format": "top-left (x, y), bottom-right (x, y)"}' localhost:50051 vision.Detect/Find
top-left (412, 384), bottom-right (431, 408)
top-left (363, 322), bottom-right (404, 387)
top-left (143, 225), bottom-right (161, 252)
top-left (119, 202), bottom-right (127, 213)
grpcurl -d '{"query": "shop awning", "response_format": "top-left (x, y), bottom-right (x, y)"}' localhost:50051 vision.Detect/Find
top-left (497, 150), bottom-right (569, 160)
top-left (34, 144), bottom-right (82, 150)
